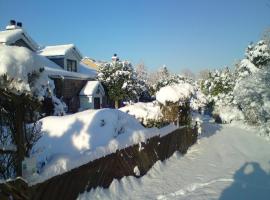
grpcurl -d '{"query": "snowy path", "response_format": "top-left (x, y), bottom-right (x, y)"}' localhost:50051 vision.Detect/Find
top-left (78, 122), bottom-right (270, 200)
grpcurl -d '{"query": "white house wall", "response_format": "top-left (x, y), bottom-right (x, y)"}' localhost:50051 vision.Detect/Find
top-left (80, 93), bottom-right (104, 110)
top-left (80, 95), bottom-right (93, 110)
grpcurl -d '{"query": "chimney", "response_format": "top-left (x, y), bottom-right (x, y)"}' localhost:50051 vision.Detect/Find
top-left (10, 20), bottom-right (16, 25)
top-left (6, 19), bottom-right (18, 30)
top-left (112, 53), bottom-right (119, 62)
top-left (17, 22), bottom-right (22, 28)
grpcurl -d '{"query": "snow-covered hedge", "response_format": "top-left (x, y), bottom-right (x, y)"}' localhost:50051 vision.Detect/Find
top-left (120, 102), bottom-right (166, 128)
top-left (155, 82), bottom-right (207, 125)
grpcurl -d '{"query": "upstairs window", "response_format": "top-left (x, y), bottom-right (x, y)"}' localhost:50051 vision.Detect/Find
top-left (67, 59), bottom-right (77, 72)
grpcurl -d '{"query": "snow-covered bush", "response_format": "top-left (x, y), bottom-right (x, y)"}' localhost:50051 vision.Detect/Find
top-left (98, 61), bottom-right (144, 108)
top-left (235, 40), bottom-right (270, 80)
top-left (0, 75), bottom-right (43, 178)
top-left (155, 73), bottom-right (191, 93)
top-left (0, 45), bottom-right (66, 115)
top-left (201, 68), bottom-right (235, 98)
top-left (120, 102), bottom-right (167, 128)
top-left (232, 39), bottom-right (270, 135)
top-left (234, 68), bottom-right (270, 135)
top-left (156, 82), bottom-right (207, 126)
top-left (200, 68), bottom-right (241, 123)
top-left (134, 63), bottom-right (152, 102)
top-left (245, 40), bottom-right (270, 68)
top-left (0, 45), bottom-right (66, 178)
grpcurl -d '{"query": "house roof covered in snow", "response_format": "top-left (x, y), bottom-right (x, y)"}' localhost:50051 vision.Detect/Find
top-left (80, 81), bottom-right (104, 95)
top-left (81, 57), bottom-right (99, 70)
top-left (0, 45), bottom-right (94, 82)
top-left (0, 28), bottom-right (39, 51)
top-left (38, 56), bottom-right (95, 80)
top-left (82, 57), bottom-right (108, 70)
top-left (78, 62), bottom-right (97, 78)
top-left (38, 44), bottom-right (83, 60)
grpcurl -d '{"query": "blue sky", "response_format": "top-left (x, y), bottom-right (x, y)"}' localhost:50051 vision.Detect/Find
top-left (0, 0), bottom-right (270, 73)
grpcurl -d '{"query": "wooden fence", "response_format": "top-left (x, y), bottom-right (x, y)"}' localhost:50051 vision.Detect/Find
top-left (0, 126), bottom-right (197, 200)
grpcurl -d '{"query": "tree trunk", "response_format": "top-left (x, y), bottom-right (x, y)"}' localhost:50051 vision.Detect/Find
top-left (114, 100), bottom-right (119, 109)
top-left (14, 103), bottom-right (25, 177)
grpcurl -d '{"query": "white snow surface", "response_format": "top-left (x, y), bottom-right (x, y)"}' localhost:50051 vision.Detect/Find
top-left (78, 62), bottom-right (97, 77)
top-left (80, 81), bottom-right (102, 95)
top-left (0, 45), bottom-right (57, 98)
top-left (38, 44), bottom-right (78, 57)
top-left (156, 83), bottom-right (194, 105)
top-left (30, 109), bottom-right (177, 184)
top-left (0, 29), bottom-right (24, 43)
top-left (120, 102), bottom-right (163, 126)
top-left (78, 117), bottom-right (270, 200)
top-left (0, 45), bottom-right (93, 93)
top-left (0, 28), bottom-right (39, 50)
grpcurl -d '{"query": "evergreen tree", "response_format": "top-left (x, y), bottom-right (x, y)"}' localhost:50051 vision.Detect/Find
top-left (98, 61), bottom-right (142, 108)
top-left (235, 40), bottom-right (270, 79)
top-left (233, 39), bottom-right (270, 134)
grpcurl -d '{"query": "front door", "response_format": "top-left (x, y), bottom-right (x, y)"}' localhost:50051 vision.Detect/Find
top-left (94, 97), bottom-right (100, 109)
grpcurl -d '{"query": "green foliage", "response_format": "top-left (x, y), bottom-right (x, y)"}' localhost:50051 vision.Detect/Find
top-left (160, 101), bottom-right (191, 126)
top-left (200, 68), bottom-right (235, 97)
top-left (155, 74), bottom-right (191, 92)
top-left (246, 40), bottom-right (270, 67)
top-left (142, 119), bottom-right (169, 128)
top-left (98, 61), bottom-right (142, 106)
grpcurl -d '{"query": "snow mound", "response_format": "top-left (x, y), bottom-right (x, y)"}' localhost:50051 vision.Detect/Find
top-left (156, 83), bottom-right (194, 105)
top-left (30, 109), bottom-right (177, 184)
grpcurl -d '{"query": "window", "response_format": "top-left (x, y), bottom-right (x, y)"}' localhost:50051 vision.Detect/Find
top-left (50, 58), bottom-right (64, 68)
top-left (67, 59), bottom-right (77, 72)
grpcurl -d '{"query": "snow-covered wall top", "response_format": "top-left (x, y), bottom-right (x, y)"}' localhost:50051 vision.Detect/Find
top-left (30, 109), bottom-right (177, 184)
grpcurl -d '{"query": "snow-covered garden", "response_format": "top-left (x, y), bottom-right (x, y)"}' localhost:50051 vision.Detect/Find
top-left (1, 25), bottom-right (270, 200)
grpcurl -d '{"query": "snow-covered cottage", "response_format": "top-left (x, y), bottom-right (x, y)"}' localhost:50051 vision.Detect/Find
top-left (39, 44), bottom-right (82, 72)
top-left (0, 20), bottom-right (104, 113)
top-left (79, 81), bottom-right (106, 110)
top-left (38, 44), bottom-right (100, 112)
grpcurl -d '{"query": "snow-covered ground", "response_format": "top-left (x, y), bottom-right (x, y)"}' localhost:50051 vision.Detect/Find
top-left (78, 118), bottom-right (270, 200)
